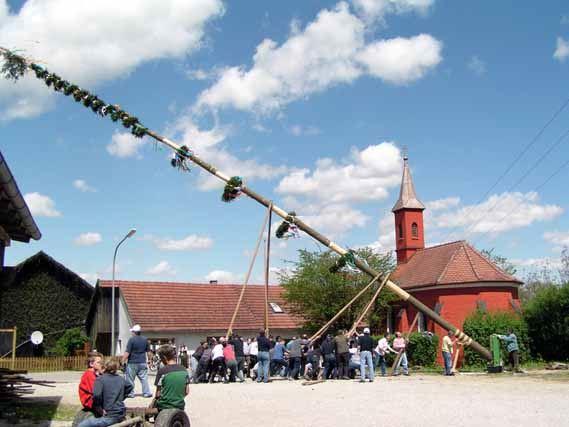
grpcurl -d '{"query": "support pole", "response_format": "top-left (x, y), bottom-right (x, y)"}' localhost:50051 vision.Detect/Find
top-left (264, 203), bottom-right (273, 335)
top-left (348, 273), bottom-right (390, 337)
top-left (308, 272), bottom-right (382, 343)
top-left (226, 206), bottom-right (272, 338)
top-left (11, 327), bottom-right (16, 370)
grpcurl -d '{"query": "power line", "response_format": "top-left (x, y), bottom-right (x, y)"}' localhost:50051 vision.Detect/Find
top-left (439, 95), bottom-right (569, 244)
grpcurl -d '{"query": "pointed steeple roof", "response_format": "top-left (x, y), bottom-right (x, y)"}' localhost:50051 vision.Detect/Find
top-left (392, 155), bottom-right (425, 212)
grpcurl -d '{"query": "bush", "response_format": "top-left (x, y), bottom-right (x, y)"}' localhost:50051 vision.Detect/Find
top-left (407, 332), bottom-right (439, 367)
top-left (523, 283), bottom-right (569, 361)
top-left (462, 310), bottom-right (529, 367)
top-left (53, 328), bottom-right (88, 356)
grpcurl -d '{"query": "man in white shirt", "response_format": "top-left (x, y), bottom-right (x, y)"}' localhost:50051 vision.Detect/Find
top-left (209, 338), bottom-right (226, 383)
top-left (375, 333), bottom-right (397, 377)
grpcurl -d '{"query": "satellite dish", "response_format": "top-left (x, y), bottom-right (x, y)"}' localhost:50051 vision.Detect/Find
top-left (31, 331), bottom-right (44, 345)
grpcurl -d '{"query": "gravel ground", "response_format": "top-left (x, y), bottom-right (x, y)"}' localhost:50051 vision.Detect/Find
top-left (24, 370), bottom-right (569, 427)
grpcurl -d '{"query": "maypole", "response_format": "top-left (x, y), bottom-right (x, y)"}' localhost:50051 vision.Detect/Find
top-left (0, 48), bottom-right (491, 361)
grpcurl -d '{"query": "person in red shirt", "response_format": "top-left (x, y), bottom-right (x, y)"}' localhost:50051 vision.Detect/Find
top-left (78, 351), bottom-right (103, 411)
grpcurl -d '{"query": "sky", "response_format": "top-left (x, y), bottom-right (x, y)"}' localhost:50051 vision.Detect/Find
top-left (2, 0), bottom-right (569, 285)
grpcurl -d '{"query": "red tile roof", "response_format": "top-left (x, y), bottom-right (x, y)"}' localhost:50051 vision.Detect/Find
top-left (98, 280), bottom-right (301, 332)
top-left (391, 241), bottom-right (522, 290)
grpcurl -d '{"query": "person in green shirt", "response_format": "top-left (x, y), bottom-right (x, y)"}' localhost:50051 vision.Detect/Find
top-left (154, 345), bottom-right (190, 411)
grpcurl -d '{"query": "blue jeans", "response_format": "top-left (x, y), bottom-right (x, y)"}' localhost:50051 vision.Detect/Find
top-left (443, 351), bottom-right (453, 375)
top-left (257, 351), bottom-right (270, 383)
top-left (375, 353), bottom-right (387, 375)
top-left (394, 352), bottom-right (408, 375)
top-left (360, 351), bottom-right (374, 381)
top-left (126, 363), bottom-right (151, 396)
top-left (79, 415), bottom-right (123, 427)
top-left (288, 357), bottom-right (301, 379)
top-left (323, 354), bottom-right (336, 379)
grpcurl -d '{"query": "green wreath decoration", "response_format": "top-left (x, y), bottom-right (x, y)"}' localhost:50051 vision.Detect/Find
top-left (329, 250), bottom-right (358, 273)
top-left (221, 176), bottom-right (243, 202)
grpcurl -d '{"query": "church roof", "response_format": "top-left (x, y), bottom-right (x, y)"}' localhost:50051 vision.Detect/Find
top-left (392, 156), bottom-right (425, 212)
top-left (391, 241), bottom-right (522, 290)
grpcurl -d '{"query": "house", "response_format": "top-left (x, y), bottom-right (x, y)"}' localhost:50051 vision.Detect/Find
top-left (388, 155), bottom-right (522, 364)
top-left (86, 280), bottom-right (302, 355)
top-left (0, 251), bottom-right (94, 355)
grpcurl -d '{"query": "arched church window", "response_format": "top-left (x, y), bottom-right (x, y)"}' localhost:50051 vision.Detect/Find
top-left (398, 224), bottom-right (403, 239)
top-left (411, 222), bottom-right (418, 238)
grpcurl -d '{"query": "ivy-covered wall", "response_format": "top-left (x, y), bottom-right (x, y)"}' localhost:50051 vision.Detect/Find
top-left (0, 272), bottom-right (92, 355)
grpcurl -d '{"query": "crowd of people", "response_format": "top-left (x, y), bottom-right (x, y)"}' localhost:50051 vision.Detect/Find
top-left (183, 328), bottom-right (416, 384)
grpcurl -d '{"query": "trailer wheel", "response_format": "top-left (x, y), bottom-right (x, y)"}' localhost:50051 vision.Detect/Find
top-left (71, 409), bottom-right (94, 427)
top-left (154, 409), bottom-right (190, 427)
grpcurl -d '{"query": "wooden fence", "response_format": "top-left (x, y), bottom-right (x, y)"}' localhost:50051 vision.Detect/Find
top-left (0, 356), bottom-right (87, 372)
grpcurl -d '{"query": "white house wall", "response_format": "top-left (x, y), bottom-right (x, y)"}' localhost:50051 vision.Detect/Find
top-left (117, 293), bottom-right (132, 355)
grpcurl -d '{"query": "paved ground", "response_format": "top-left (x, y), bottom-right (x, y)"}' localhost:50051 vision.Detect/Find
top-left (22, 370), bottom-right (569, 427)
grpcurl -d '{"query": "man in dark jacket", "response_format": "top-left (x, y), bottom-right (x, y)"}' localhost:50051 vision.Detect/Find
top-left (358, 328), bottom-right (375, 382)
top-left (229, 334), bottom-right (245, 382)
top-left (79, 359), bottom-right (133, 427)
top-left (334, 330), bottom-right (350, 379)
top-left (320, 334), bottom-right (336, 380)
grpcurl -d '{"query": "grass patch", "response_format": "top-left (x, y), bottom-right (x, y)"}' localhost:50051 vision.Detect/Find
top-left (10, 401), bottom-right (80, 422)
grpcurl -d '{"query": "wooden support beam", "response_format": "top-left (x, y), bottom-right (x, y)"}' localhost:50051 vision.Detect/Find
top-left (347, 273), bottom-right (390, 337)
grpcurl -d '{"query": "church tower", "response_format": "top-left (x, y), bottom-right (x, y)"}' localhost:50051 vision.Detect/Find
top-left (392, 154), bottom-right (425, 264)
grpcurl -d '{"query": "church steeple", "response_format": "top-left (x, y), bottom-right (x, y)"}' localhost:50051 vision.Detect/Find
top-left (392, 154), bottom-right (425, 264)
top-left (392, 155), bottom-right (425, 212)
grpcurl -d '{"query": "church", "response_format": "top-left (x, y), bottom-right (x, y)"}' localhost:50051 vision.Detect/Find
top-left (388, 155), bottom-right (522, 364)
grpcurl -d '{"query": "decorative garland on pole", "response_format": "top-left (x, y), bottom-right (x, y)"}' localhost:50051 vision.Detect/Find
top-left (275, 211), bottom-right (299, 239)
top-left (0, 47), bottom-right (493, 361)
top-left (329, 249), bottom-right (358, 273)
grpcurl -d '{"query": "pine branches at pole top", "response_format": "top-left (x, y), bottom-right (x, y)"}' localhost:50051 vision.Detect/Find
top-left (0, 48), bottom-right (491, 361)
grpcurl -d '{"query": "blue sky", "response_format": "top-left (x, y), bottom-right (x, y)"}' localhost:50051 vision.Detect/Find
top-left (2, 0), bottom-right (569, 284)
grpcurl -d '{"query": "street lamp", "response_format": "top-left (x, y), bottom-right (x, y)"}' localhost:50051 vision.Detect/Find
top-left (111, 228), bottom-right (136, 356)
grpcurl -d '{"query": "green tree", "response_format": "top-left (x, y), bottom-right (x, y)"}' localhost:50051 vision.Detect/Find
top-left (480, 248), bottom-right (517, 276)
top-left (523, 282), bottom-right (569, 361)
top-left (462, 310), bottom-right (529, 367)
top-left (53, 328), bottom-right (88, 356)
top-left (279, 248), bottom-right (396, 335)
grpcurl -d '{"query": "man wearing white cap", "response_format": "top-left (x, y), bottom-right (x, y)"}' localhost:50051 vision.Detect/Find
top-left (358, 328), bottom-right (375, 382)
top-left (122, 324), bottom-right (152, 398)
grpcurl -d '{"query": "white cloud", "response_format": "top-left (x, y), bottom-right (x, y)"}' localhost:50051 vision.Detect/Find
top-left (301, 203), bottom-right (369, 236)
top-left (205, 270), bottom-right (236, 283)
top-left (74, 232), bottom-right (102, 246)
top-left (172, 116), bottom-right (288, 190)
top-left (153, 234), bottom-right (213, 251)
top-left (426, 197), bottom-right (460, 211)
top-left (146, 261), bottom-right (176, 276)
top-left (79, 273), bottom-right (98, 285)
top-left (195, 2), bottom-right (442, 113)
top-left (186, 68), bottom-right (213, 80)
top-left (554, 37), bottom-right (569, 62)
top-left (467, 55), bottom-right (486, 75)
top-left (0, 0), bottom-right (224, 120)
top-left (435, 192), bottom-right (563, 234)
top-left (73, 179), bottom-right (97, 193)
top-left (276, 142), bottom-right (402, 204)
top-left (289, 124), bottom-right (321, 136)
top-left (543, 230), bottom-right (569, 252)
top-left (356, 34), bottom-right (442, 85)
top-left (363, 210), bottom-right (394, 252)
top-left (511, 257), bottom-right (562, 269)
top-left (23, 192), bottom-right (61, 217)
top-left (106, 131), bottom-right (145, 158)
top-left (352, 0), bottom-right (434, 23)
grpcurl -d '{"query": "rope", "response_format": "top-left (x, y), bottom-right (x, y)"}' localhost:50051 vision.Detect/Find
top-left (226, 205), bottom-right (272, 338)
top-left (308, 272), bottom-right (383, 344)
top-left (347, 272), bottom-right (390, 337)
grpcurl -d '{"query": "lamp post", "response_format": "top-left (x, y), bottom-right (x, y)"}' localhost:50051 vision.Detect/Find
top-left (111, 228), bottom-right (136, 356)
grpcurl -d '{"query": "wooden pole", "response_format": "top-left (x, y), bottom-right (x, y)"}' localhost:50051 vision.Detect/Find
top-left (348, 273), bottom-right (390, 337)
top-left (0, 51), bottom-right (490, 361)
top-left (264, 203), bottom-right (273, 335)
top-left (226, 206), bottom-right (271, 338)
top-left (390, 312), bottom-right (419, 375)
top-left (452, 343), bottom-right (462, 374)
top-left (12, 327), bottom-right (17, 370)
top-left (308, 272), bottom-right (382, 343)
